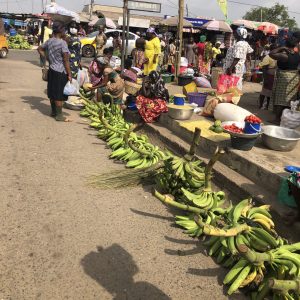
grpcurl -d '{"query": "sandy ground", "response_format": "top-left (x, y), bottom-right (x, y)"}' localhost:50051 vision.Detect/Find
top-left (0, 50), bottom-right (246, 299)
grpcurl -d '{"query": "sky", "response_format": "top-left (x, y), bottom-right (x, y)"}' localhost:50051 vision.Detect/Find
top-left (0, 0), bottom-right (299, 26)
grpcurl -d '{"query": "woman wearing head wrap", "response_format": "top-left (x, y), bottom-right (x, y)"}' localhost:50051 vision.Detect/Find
top-left (38, 21), bottom-right (72, 122)
top-left (197, 35), bottom-right (212, 75)
top-left (224, 27), bottom-right (253, 90)
top-left (144, 27), bottom-right (161, 75)
top-left (89, 56), bottom-right (125, 104)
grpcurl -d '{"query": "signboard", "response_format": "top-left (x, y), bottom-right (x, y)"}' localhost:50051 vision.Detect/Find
top-left (118, 17), bottom-right (150, 28)
top-left (185, 18), bottom-right (211, 28)
top-left (128, 0), bottom-right (161, 13)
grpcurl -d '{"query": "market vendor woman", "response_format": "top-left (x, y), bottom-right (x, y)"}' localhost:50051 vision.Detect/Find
top-left (38, 21), bottom-right (72, 122)
top-left (90, 56), bottom-right (124, 104)
top-left (270, 37), bottom-right (300, 122)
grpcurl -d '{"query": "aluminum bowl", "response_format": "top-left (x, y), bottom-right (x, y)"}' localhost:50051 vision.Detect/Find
top-left (64, 101), bottom-right (84, 111)
top-left (261, 125), bottom-right (300, 151)
top-left (167, 104), bottom-right (194, 120)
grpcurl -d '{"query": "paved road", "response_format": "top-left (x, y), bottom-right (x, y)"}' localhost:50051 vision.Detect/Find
top-left (0, 50), bottom-right (244, 300)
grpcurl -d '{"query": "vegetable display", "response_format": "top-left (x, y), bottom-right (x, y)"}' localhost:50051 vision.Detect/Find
top-left (245, 115), bottom-right (262, 124)
top-left (8, 35), bottom-right (31, 50)
top-left (78, 95), bottom-right (300, 300)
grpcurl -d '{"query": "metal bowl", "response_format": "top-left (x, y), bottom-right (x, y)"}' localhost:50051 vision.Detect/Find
top-left (64, 101), bottom-right (84, 111)
top-left (167, 104), bottom-right (194, 120)
top-left (222, 121), bottom-right (262, 139)
top-left (261, 125), bottom-right (300, 151)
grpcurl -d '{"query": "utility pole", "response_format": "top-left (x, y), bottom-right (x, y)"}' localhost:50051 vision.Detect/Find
top-left (260, 8), bottom-right (263, 22)
top-left (125, 8), bottom-right (130, 58)
top-left (90, 0), bottom-right (94, 21)
top-left (175, 0), bottom-right (184, 80)
top-left (121, 0), bottom-right (128, 70)
top-left (186, 4), bottom-right (189, 17)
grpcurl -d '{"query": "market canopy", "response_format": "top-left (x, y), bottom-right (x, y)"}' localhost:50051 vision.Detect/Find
top-left (231, 19), bottom-right (257, 30)
top-left (160, 16), bottom-right (193, 28)
top-left (257, 22), bottom-right (279, 35)
top-left (201, 20), bottom-right (232, 32)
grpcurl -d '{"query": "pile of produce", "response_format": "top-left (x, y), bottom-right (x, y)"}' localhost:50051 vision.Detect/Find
top-left (8, 35), bottom-right (31, 50)
top-left (209, 119), bottom-right (223, 133)
top-left (78, 95), bottom-right (300, 299)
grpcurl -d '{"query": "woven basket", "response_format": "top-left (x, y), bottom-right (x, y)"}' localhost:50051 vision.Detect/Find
top-left (125, 81), bottom-right (142, 95)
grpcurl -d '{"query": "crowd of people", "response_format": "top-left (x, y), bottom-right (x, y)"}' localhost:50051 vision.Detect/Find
top-left (36, 19), bottom-right (300, 125)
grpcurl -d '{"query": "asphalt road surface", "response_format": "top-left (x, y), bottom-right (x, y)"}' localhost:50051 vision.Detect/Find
top-left (0, 50), bottom-right (245, 300)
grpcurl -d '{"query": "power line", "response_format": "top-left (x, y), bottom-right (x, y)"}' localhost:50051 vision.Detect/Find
top-left (228, 0), bottom-right (300, 15)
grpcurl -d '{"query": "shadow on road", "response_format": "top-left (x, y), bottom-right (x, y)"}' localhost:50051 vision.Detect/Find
top-left (81, 244), bottom-right (171, 300)
top-left (26, 60), bottom-right (41, 67)
top-left (21, 96), bottom-right (70, 117)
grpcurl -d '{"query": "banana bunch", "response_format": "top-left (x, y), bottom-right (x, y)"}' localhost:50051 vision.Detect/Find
top-left (261, 278), bottom-right (300, 300)
top-left (156, 156), bottom-right (205, 197)
top-left (223, 258), bottom-right (265, 295)
top-left (271, 247), bottom-right (300, 278)
top-left (175, 211), bottom-right (219, 238)
top-left (79, 87), bottom-right (95, 101)
top-left (125, 139), bottom-right (166, 169)
top-left (181, 188), bottom-right (225, 211)
top-left (80, 101), bottom-right (99, 118)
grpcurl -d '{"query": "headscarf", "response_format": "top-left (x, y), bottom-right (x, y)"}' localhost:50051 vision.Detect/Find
top-left (200, 35), bottom-right (206, 43)
top-left (147, 27), bottom-right (158, 36)
top-left (97, 56), bottom-right (109, 66)
top-left (236, 27), bottom-right (248, 39)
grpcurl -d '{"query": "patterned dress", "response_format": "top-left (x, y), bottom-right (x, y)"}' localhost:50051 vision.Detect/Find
top-left (68, 35), bottom-right (81, 78)
top-left (223, 41), bottom-right (253, 90)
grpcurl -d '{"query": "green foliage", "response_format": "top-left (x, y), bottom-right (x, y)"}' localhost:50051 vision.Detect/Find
top-left (8, 35), bottom-right (31, 50)
top-left (243, 3), bottom-right (298, 29)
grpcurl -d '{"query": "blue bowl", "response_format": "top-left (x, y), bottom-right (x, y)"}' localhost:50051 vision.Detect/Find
top-left (173, 94), bottom-right (186, 105)
top-left (128, 103), bottom-right (137, 111)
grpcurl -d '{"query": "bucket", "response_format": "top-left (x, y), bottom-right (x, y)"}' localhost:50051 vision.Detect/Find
top-left (244, 122), bottom-right (261, 134)
top-left (173, 94), bottom-right (186, 105)
top-left (231, 136), bottom-right (257, 151)
top-left (188, 92), bottom-right (208, 107)
top-left (161, 73), bottom-right (173, 84)
top-left (178, 75), bottom-right (193, 86)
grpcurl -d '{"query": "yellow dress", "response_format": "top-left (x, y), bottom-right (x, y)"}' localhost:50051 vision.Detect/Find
top-left (144, 37), bottom-right (161, 75)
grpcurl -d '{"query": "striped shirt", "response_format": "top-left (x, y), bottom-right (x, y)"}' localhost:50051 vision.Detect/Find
top-left (42, 38), bottom-right (70, 73)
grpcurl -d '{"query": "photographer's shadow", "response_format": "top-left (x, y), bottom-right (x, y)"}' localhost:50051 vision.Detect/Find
top-left (81, 244), bottom-right (171, 300)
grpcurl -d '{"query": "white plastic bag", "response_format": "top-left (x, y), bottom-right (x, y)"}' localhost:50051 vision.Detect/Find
top-left (280, 108), bottom-right (300, 129)
top-left (63, 80), bottom-right (79, 96)
top-left (77, 68), bottom-right (89, 87)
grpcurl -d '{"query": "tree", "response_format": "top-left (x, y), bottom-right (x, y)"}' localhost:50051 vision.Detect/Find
top-left (243, 3), bottom-right (297, 29)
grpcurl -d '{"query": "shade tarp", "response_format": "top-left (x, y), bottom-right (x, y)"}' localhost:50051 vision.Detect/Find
top-left (160, 16), bottom-right (193, 28)
top-left (201, 20), bottom-right (232, 32)
top-left (257, 22), bottom-right (279, 35)
top-left (231, 19), bottom-right (257, 30)
top-left (118, 17), bottom-right (150, 28)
